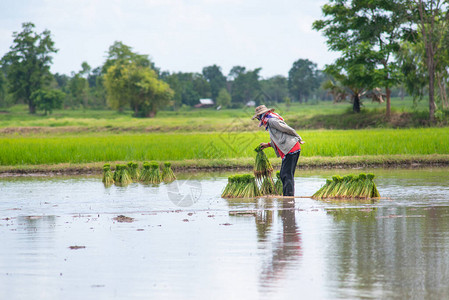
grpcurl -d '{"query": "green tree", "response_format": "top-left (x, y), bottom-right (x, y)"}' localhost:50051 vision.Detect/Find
top-left (102, 41), bottom-right (153, 74)
top-left (324, 43), bottom-right (376, 113)
top-left (67, 63), bottom-right (91, 109)
top-left (31, 89), bottom-right (65, 115)
top-left (261, 75), bottom-right (288, 103)
top-left (202, 65), bottom-right (226, 100)
top-left (104, 62), bottom-right (173, 117)
top-left (1, 22), bottom-right (57, 114)
top-left (313, 0), bottom-right (408, 118)
top-left (216, 88), bottom-right (231, 108)
top-left (161, 72), bottom-right (210, 107)
top-left (406, 0), bottom-right (449, 122)
top-left (0, 71), bottom-right (8, 107)
top-left (288, 59), bottom-right (319, 103)
top-left (229, 67), bottom-right (261, 104)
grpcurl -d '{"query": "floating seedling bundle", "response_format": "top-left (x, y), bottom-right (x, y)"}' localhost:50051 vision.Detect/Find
top-left (312, 173), bottom-right (380, 199)
top-left (102, 164), bottom-right (114, 186)
top-left (162, 162), bottom-right (176, 182)
top-left (222, 174), bottom-right (261, 198)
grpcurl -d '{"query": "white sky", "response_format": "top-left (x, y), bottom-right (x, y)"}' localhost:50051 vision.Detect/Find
top-left (0, 0), bottom-right (339, 78)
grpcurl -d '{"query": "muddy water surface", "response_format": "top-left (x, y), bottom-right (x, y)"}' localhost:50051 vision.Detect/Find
top-left (1, 168), bottom-right (449, 299)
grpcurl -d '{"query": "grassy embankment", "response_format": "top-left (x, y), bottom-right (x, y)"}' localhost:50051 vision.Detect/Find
top-left (1, 128), bottom-right (448, 174)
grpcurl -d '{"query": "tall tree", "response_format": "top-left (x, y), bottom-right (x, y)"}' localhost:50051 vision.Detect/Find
top-left (288, 59), bottom-right (319, 103)
top-left (408, 0), bottom-right (449, 122)
top-left (102, 41), bottom-right (153, 73)
top-left (261, 75), bottom-right (288, 103)
top-left (324, 43), bottom-right (376, 113)
top-left (30, 89), bottom-right (65, 115)
top-left (1, 22), bottom-right (57, 113)
top-left (313, 0), bottom-right (408, 118)
top-left (104, 62), bottom-right (173, 117)
top-left (202, 65), bottom-right (226, 100)
top-left (229, 67), bottom-right (261, 104)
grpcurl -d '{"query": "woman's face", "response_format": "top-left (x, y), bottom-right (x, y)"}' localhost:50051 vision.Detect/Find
top-left (256, 114), bottom-right (262, 121)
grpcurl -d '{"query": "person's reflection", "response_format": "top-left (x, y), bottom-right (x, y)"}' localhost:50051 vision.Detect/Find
top-left (259, 198), bottom-right (302, 285)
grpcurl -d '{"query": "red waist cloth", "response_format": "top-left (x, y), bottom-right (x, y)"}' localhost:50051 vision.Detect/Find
top-left (272, 141), bottom-right (301, 159)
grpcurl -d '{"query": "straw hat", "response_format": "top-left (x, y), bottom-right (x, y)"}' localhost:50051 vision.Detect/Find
top-left (251, 105), bottom-right (274, 120)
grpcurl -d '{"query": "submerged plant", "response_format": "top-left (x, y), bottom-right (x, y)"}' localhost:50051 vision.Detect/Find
top-left (254, 145), bottom-right (273, 179)
top-left (102, 163), bottom-right (114, 186)
top-left (162, 162), bottom-right (176, 182)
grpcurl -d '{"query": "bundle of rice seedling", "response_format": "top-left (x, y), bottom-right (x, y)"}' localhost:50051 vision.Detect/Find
top-left (312, 179), bottom-right (332, 198)
top-left (238, 174), bottom-right (261, 198)
top-left (113, 164), bottom-right (121, 183)
top-left (313, 173), bottom-right (380, 199)
top-left (127, 162), bottom-right (140, 181)
top-left (254, 145), bottom-right (273, 179)
top-left (221, 175), bottom-right (237, 198)
top-left (260, 176), bottom-right (275, 195)
top-left (274, 171), bottom-right (283, 195)
top-left (368, 174), bottom-right (381, 198)
top-left (139, 162), bottom-right (152, 182)
top-left (120, 164), bottom-right (133, 185)
top-left (113, 164), bottom-right (132, 186)
top-left (148, 162), bottom-right (162, 184)
top-left (162, 162), bottom-right (176, 182)
top-left (333, 175), bottom-right (354, 198)
top-left (102, 164), bottom-right (114, 186)
top-left (322, 175), bottom-right (342, 198)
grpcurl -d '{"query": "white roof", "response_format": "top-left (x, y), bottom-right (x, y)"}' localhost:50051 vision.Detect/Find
top-left (199, 98), bottom-right (214, 105)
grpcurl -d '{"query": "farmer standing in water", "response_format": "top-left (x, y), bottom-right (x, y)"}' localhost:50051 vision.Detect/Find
top-left (252, 105), bottom-right (305, 197)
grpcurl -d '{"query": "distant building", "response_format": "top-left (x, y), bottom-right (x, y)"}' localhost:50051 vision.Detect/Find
top-left (194, 98), bottom-right (214, 108)
top-left (246, 100), bottom-right (256, 107)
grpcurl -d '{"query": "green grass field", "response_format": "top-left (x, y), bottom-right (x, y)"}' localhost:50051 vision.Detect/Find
top-left (1, 128), bottom-right (448, 166)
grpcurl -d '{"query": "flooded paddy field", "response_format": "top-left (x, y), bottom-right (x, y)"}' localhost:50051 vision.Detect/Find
top-left (1, 168), bottom-right (449, 299)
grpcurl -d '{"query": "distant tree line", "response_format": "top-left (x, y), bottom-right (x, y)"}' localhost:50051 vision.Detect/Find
top-left (0, 23), bottom-right (332, 117)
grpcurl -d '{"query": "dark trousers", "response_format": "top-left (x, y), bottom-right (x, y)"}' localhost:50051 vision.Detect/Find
top-left (280, 151), bottom-right (300, 196)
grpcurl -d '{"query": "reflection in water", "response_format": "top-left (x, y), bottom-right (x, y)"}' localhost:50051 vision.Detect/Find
top-left (325, 206), bottom-right (449, 299)
top-left (226, 197), bottom-right (303, 293)
top-left (259, 199), bottom-right (302, 290)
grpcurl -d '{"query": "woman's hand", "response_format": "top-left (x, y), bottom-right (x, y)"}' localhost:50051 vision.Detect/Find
top-left (300, 140), bottom-right (305, 145)
top-left (260, 142), bottom-right (270, 150)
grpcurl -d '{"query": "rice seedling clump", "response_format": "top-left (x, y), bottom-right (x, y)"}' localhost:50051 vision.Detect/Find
top-left (312, 173), bottom-right (380, 199)
top-left (102, 163), bottom-right (114, 186)
top-left (162, 162), bottom-right (176, 182)
top-left (149, 162), bottom-right (162, 184)
top-left (274, 171), bottom-right (283, 195)
top-left (127, 162), bottom-right (140, 180)
top-left (254, 145), bottom-right (273, 179)
top-left (221, 174), bottom-right (261, 198)
top-left (114, 164), bottom-right (132, 186)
